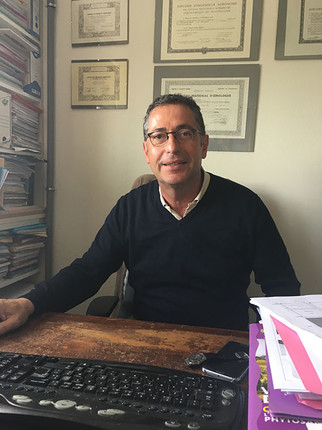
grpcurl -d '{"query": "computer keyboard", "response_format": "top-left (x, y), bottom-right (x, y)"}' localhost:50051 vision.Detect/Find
top-left (0, 351), bottom-right (244, 430)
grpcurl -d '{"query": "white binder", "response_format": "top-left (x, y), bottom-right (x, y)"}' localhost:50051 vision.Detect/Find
top-left (0, 90), bottom-right (11, 148)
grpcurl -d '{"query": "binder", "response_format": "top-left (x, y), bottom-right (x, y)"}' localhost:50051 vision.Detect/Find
top-left (0, 90), bottom-right (11, 147)
top-left (0, 157), bottom-right (5, 209)
top-left (30, 0), bottom-right (40, 39)
top-left (25, 47), bottom-right (41, 98)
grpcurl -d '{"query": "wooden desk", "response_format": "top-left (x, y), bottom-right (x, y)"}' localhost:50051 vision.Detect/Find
top-left (0, 313), bottom-right (249, 429)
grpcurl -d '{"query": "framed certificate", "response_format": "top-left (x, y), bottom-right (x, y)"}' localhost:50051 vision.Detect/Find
top-left (154, 0), bottom-right (263, 62)
top-left (71, 59), bottom-right (128, 109)
top-left (276, 0), bottom-right (322, 59)
top-left (154, 64), bottom-right (260, 152)
top-left (71, 0), bottom-right (129, 46)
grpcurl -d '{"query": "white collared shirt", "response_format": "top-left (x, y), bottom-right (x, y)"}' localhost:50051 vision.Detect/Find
top-left (159, 171), bottom-right (210, 220)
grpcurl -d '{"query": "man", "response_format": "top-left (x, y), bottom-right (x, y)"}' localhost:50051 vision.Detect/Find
top-left (0, 94), bottom-right (300, 335)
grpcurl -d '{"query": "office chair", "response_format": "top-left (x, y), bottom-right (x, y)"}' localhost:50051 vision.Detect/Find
top-left (86, 173), bottom-right (156, 318)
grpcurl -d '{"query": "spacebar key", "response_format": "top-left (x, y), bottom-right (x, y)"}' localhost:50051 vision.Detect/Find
top-left (25, 377), bottom-right (49, 387)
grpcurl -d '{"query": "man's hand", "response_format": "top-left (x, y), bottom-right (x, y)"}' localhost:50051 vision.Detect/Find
top-left (0, 298), bottom-right (35, 336)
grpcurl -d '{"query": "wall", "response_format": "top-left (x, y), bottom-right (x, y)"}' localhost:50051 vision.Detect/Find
top-left (52, 1), bottom-right (322, 315)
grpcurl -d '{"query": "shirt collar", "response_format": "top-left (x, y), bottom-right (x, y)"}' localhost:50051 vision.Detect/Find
top-left (159, 170), bottom-right (210, 220)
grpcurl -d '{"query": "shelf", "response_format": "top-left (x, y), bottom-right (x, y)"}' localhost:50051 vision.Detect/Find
top-left (0, 281), bottom-right (34, 298)
top-left (0, 4), bottom-right (48, 294)
top-left (0, 10), bottom-right (42, 103)
top-left (0, 269), bottom-right (39, 290)
top-left (0, 81), bottom-right (42, 104)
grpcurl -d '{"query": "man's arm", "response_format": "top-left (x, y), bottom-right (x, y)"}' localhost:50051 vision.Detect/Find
top-left (0, 298), bottom-right (34, 336)
top-left (249, 194), bottom-right (301, 296)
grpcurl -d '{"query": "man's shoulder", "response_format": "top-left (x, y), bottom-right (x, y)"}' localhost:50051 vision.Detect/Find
top-left (117, 178), bottom-right (158, 206)
top-left (208, 172), bottom-right (257, 196)
top-left (107, 179), bottom-right (159, 226)
top-left (128, 177), bottom-right (158, 197)
top-left (206, 173), bottom-right (265, 212)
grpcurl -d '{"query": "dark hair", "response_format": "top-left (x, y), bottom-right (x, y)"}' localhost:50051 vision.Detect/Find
top-left (143, 94), bottom-right (206, 140)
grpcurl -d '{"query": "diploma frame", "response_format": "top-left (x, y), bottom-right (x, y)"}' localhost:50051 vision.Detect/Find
top-left (71, 0), bottom-right (129, 46)
top-left (154, 0), bottom-right (263, 63)
top-left (275, 0), bottom-right (322, 60)
top-left (153, 64), bottom-right (260, 152)
top-left (71, 59), bottom-right (128, 109)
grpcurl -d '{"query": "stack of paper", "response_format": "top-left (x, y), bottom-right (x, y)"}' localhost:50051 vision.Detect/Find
top-left (248, 323), bottom-right (322, 430)
top-left (11, 93), bottom-right (42, 155)
top-left (1, 153), bottom-right (37, 207)
top-left (0, 166), bottom-right (9, 189)
top-left (0, 26), bottom-right (41, 98)
top-left (250, 295), bottom-right (322, 424)
top-left (11, 223), bottom-right (47, 237)
top-left (0, 224), bottom-right (46, 282)
top-left (0, 0), bottom-right (30, 31)
top-left (0, 89), bottom-right (43, 207)
top-left (0, 230), bottom-right (11, 279)
top-left (0, 0), bottom-right (40, 40)
top-left (0, 28), bottom-right (30, 90)
top-left (6, 224), bottom-right (46, 279)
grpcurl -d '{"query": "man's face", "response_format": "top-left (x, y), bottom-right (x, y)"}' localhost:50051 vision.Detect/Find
top-left (143, 104), bottom-right (209, 189)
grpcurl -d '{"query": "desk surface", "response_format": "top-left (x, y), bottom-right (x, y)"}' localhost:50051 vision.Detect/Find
top-left (0, 313), bottom-right (249, 429)
top-left (0, 312), bottom-right (249, 372)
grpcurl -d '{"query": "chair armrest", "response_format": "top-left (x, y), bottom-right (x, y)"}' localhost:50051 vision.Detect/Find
top-left (86, 296), bottom-right (119, 317)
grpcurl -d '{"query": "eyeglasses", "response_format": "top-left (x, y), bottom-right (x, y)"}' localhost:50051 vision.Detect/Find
top-left (147, 128), bottom-right (203, 147)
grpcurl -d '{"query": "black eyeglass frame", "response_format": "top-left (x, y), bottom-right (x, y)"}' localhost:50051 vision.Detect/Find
top-left (147, 128), bottom-right (203, 146)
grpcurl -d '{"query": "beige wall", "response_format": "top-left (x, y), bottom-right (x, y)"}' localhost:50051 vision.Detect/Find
top-left (52, 1), bottom-right (322, 315)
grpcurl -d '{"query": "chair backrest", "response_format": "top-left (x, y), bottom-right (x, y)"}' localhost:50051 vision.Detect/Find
top-left (110, 173), bottom-right (156, 317)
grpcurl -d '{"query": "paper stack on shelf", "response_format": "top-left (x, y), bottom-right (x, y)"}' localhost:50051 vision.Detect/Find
top-left (0, 87), bottom-right (43, 208)
top-left (0, 90), bottom-right (42, 155)
top-left (11, 223), bottom-right (47, 239)
top-left (0, 230), bottom-right (11, 279)
top-left (0, 0), bottom-right (30, 31)
top-left (0, 26), bottom-right (41, 98)
top-left (0, 28), bottom-right (29, 90)
top-left (0, 166), bottom-right (9, 189)
top-left (1, 153), bottom-right (36, 207)
top-left (249, 295), bottom-right (322, 429)
top-left (11, 93), bottom-right (42, 155)
top-left (0, 0), bottom-right (40, 39)
top-left (0, 223), bottom-right (46, 281)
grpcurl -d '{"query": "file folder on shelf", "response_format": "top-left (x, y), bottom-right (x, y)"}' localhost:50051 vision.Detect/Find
top-left (30, 0), bottom-right (40, 39)
top-left (0, 90), bottom-right (11, 146)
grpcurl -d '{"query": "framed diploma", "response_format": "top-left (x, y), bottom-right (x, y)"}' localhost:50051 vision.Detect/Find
top-left (154, 0), bottom-right (263, 62)
top-left (71, 0), bottom-right (129, 46)
top-left (71, 59), bottom-right (128, 109)
top-left (154, 64), bottom-right (260, 152)
top-left (276, 0), bottom-right (322, 59)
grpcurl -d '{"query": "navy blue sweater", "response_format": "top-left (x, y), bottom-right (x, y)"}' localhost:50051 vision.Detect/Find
top-left (25, 174), bottom-right (300, 330)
